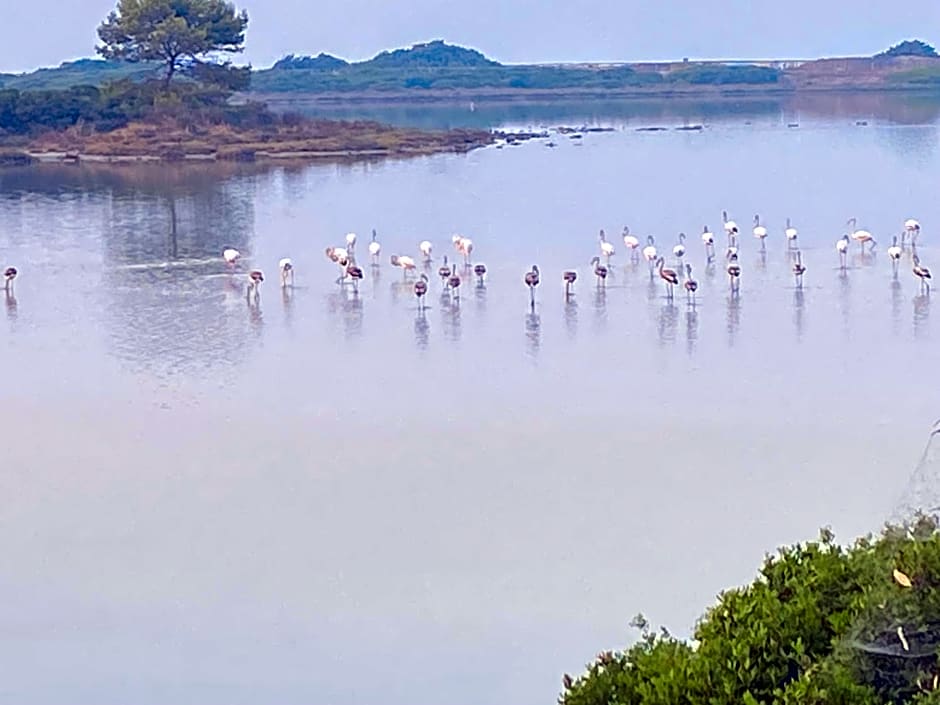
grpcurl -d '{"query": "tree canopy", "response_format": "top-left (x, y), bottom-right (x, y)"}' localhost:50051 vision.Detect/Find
top-left (97, 0), bottom-right (249, 86)
top-left (878, 40), bottom-right (938, 58)
top-left (560, 516), bottom-right (940, 705)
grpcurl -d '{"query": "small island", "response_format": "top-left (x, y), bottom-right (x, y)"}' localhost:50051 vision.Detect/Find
top-left (0, 0), bottom-right (498, 166)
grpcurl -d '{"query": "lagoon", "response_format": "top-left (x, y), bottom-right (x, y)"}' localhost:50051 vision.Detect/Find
top-left (2, 93), bottom-right (940, 704)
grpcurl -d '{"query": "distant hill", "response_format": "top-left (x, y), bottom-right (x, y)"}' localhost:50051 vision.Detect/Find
top-left (5, 39), bottom-right (940, 99)
top-left (367, 40), bottom-right (500, 68)
top-left (0, 58), bottom-right (158, 91)
top-left (271, 53), bottom-right (349, 71)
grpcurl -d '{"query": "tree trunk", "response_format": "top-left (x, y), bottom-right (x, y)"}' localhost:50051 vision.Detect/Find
top-left (164, 59), bottom-right (177, 89)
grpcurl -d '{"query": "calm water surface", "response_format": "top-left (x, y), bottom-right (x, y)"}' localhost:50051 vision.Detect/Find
top-left (2, 96), bottom-right (940, 704)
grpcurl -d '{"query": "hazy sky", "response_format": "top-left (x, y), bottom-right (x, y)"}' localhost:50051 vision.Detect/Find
top-left (2, 0), bottom-right (939, 72)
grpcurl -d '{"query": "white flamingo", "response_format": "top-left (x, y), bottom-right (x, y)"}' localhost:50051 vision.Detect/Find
top-left (345, 232), bottom-right (357, 253)
top-left (419, 240), bottom-right (433, 263)
top-left (785, 218), bottom-right (798, 249)
top-left (701, 226), bottom-right (715, 260)
top-left (847, 217), bottom-right (876, 252)
top-left (642, 236), bottom-right (658, 278)
top-left (3, 266), bottom-right (16, 292)
top-left (599, 229), bottom-right (615, 265)
top-left (672, 233), bottom-right (686, 270)
top-left (623, 227), bottom-right (640, 261)
top-left (836, 234), bottom-right (849, 270)
top-left (452, 235), bottom-right (473, 265)
top-left (278, 258), bottom-right (294, 287)
top-left (904, 218), bottom-right (921, 245)
top-left (368, 229), bottom-right (382, 266)
top-left (752, 215), bottom-right (768, 250)
top-left (223, 248), bottom-right (241, 266)
top-left (888, 236), bottom-right (903, 276)
top-left (247, 270), bottom-right (264, 300)
top-left (722, 210), bottom-right (739, 247)
top-left (525, 265), bottom-right (540, 308)
top-left (390, 254), bottom-right (417, 277)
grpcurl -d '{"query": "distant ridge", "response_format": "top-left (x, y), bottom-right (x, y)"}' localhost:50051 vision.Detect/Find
top-left (272, 53), bottom-right (349, 71)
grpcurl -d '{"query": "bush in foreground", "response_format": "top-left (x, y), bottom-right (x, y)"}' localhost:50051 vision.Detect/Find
top-left (561, 517), bottom-right (940, 705)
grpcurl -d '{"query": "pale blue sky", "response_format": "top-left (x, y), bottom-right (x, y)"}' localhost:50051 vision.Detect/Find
top-left (2, 0), bottom-right (939, 73)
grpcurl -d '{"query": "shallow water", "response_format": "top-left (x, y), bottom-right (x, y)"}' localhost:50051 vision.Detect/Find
top-left (2, 96), bottom-right (940, 704)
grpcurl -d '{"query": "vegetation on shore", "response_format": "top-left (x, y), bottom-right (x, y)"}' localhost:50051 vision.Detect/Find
top-left (560, 516), bottom-right (940, 705)
top-left (0, 1), bottom-right (496, 163)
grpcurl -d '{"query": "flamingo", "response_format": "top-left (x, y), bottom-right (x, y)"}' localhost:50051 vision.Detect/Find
top-left (847, 218), bottom-right (876, 252)
top-left (673, 233), bottom-right (686, 269)
top-left (599, 229), bottom-right (615, 265)
top-left (657, 256), bottom-right (678, 299)
top-left (448, 266), bottom-right (462, 299)
top-left (368, 229), bottom-right (381, 266)
top-left (836, 234), bottom-right (849, 270)
top-left (684, 264), bottom-right (698, 303)
top-left (590, 256), bottom-right (608, 287)
top-left (722, 210), bottom-right (739, 247)
top-left (473, 263), bottom-right (487, 286)
top-left (325, 246), bottom-right (349, 264)
top-left (623, 227), bottom-right (640, 261)
top-left (438, 255), bottom-right (452, 289)
top-left (3, 267), bottom-right (16, 292)
top-left (524, 265), bottom-right (540, 307)
top-left (419, 240), bottom-right (433, 263)
top-left (701, 226), bottom-right (715, 261)
top-left (452, 235), bottom-right (473, 265)
top-left (905, 218), bottom-right (921, 245)
top-left (792, 250), bottom-right (806, 288)
top-left (753, 215), bottom-right (768, 250)
top-left (247, 270), bottom-right (264, 300)
top-left (345, 231), bottom-right (357, 255)
top-left (414, 273), bottom-right (429, 309)
top-left (642, 236), bottom-right (658, 279)
top-left (222, 248), bottom-right (241, 266)
top-left (785, 218), bottom-right (798, 250)
top-left (888, 236), bottom-right (903, 276)
top-left (727, 253), bottom-right (741, 293)
top-left (346, 263), bottom-right (364, 292)
top-left (563, 270), bottom-right (577, 298)
top-left (278, 258), bottom-right (294, 287)
top-left (914, 254), bottom-right (932, 293)
top-left (390, 254), bottom-right (416, 277)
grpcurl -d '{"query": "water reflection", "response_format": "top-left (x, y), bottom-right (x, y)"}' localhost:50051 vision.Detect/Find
top-left (793, 289), bottom-right (806, 341)
top-left (726, 294), bottom-right (741, 346)
top-left (685, 308), bottom-right (698, 356)
top-left (326, 290), bottom-right (364, 340)
top-left (525, 311), bottom-right (541, 359)
top-left (592, 286), bottom-right (607, 333)
top-left (891, 279), bottom-right (903, 336)
top-left (914, 293), bottom-right (930, 338)
top-left (414, 309), bottom-right (430, 350)
top-left (658, 302), bottom-right (679, 346)
top-left (564, 300), bottom-right (578, 339)
top-left (440, 294), bottom-right (461, 343)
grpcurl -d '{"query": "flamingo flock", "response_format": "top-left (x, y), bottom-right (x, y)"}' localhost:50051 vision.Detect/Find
top-left (214, 215), bottom-right (934, 310)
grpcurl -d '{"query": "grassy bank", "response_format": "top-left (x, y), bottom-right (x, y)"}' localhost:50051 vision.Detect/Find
top-left (20, 116), bottom-right (494, 163)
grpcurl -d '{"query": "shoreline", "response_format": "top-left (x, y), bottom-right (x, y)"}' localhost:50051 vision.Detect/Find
top-left (250, 83), bottom-right (940, 107)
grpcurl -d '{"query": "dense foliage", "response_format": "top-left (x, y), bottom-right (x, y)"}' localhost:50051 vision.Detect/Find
top-left (561, 518), bottom-right (940, 705)
top-left (878, 40), bottom-right (939, 59)
top-left (272, 53), bottom-right (349, 71)
top-left (97, 0), bottom-right (249, 85)
top-left (0, 80), bottom-right (258, 137)
top-left (368, 40), bottom-right (499, 68)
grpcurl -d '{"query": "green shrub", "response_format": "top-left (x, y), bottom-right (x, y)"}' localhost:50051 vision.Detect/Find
top-left (561, 518), bottom-right (940, 705)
